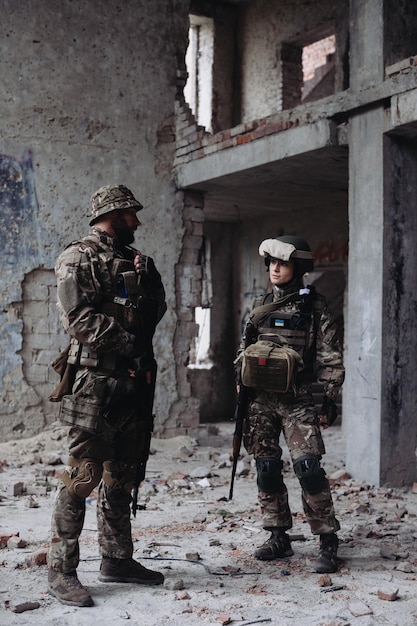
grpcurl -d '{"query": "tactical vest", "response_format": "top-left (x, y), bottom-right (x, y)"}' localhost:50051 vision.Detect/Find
top-left (250, 289), bottom-right (324, 379)
top-left (66, 236), bottom-right (158, 370)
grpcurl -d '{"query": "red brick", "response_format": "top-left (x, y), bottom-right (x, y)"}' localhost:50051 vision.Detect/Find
top-left (252, 127), bottom-right (266, 139)
top-left (236, 133), bottom-right (253, 145)
top-left (0, 530), bottom-right (18, 548)
top-left (24, 548), bottom-right (48, 567)
top-left (7, 535), bottom-right (27, 549)
top-left (218, 138), bottom-right (236, 151)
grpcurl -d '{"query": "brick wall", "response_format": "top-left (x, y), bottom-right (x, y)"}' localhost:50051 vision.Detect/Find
top-left (175, 96), bottom-right (300, 167)
top-left (22, 269), bottom-right (67, 426)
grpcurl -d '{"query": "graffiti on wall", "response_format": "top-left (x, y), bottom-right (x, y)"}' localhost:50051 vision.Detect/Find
top-left (0, 149), bottom-right (40, 392)
top-left (313, 239), bottom-right (348, 266)
top-left (0, 148), bottom-right (40, 280)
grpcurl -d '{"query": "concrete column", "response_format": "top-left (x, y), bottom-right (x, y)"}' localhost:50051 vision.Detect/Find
top-left (345, 0), bottom-right (417, 486)
top-left (381, 136), bottom-right (417, 486)
top-left (345, 109), bottom-right (384, 486)
top-left (345, 0), bottom-right (385, 485)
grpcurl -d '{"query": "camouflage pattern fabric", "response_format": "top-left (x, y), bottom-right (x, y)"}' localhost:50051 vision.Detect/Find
top-left (55, 227), bottom-right (165, 356)
top-left (89, 184), bottom-right (143, 225)
top-left (236, 285), bottom-right (345, 401)
top-left (48, 226), bottom-right (166, 573)
top-left (49, 485), bottom-right (85, 573)
top-left (244, 387), bottom-right (340, 534)
top-left (238, 282), bottom-right (344, 535)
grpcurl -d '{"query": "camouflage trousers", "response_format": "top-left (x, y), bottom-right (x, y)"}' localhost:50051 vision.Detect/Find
top-left (243, 387), bottom-right (340, 535)
top-left (48, 371), bottom-right (140, 573)
top-left (49, 480), bottom-right (133, 573)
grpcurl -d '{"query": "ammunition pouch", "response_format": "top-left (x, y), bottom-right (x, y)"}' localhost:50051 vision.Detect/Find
top-left (241, 340), bottom-right (304, 393)
top-left (67, 338), bottom-right (133, 373)
top-left (49, 344), bottom-right (77, 402)
top-left (59, 371), bottom-right (115, 433)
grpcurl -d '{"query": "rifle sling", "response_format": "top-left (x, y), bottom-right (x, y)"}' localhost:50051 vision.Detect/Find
top-left (249, 291), bottom-right (300, 327)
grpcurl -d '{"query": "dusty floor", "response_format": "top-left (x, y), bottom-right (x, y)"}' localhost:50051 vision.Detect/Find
top-left (0, 421), bottom-right (417, 626)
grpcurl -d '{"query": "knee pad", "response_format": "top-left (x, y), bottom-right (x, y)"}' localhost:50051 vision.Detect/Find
top-left (62, 457), bottom-right (103, 500)
top-left (293, 454), bottom-right (326, 495)
top-left (256, 457), bottom-right (283, 494)
top-left (102, 461), bottom-right (136, 495)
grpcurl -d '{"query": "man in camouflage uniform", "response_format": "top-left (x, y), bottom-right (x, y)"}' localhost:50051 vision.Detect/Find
top-left (47, 185), bottom-right (167, 606)
top-left (236, 235), bottom-right (344, 573)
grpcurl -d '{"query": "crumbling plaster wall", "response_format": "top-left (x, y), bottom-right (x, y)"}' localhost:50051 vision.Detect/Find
top-left (237, 0), bottom-right (349, 122)
top-left (0, 0), bottom-right (194, 441)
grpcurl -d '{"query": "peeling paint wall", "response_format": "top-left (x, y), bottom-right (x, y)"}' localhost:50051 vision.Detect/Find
top-left (0, 0), bottom-right (193, 441)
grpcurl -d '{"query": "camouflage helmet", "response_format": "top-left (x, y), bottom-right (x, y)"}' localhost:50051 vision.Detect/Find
top-left (89, 184), bottom-right (143, 225)
top-left (259, 235), bottom-right (314, 275)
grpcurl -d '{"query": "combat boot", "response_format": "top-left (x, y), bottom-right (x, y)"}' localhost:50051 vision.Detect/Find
top-left (254, 528), bottom-right (294, 561)
top-left (48, 569), bottom-right (94, 607)
top-left (314, 533), bottom-right (339, 573)
top-left (98, 557), bottom-right (164, 585)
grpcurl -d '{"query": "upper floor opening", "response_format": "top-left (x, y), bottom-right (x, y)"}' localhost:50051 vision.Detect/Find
top-left (185, 1), bottom-right (348, 132)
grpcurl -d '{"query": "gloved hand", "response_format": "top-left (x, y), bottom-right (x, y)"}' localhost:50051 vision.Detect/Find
top-left (319, 396), bottom-right (338, 429)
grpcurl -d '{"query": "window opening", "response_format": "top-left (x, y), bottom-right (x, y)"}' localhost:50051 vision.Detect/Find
top-left (184, 14), bottom-right (214, 131)
top-left (188, 306), bottom-right (213, 369)
top-left (281, 31), bottom-right (336, 109)
top-left (302, 34), bottom-right (336, 102)
top-left (188, 237), bottom-right (213, 370)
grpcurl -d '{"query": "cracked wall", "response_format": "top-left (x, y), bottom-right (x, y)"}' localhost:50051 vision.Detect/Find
top-left (0, 0), bottom-right (194, 441)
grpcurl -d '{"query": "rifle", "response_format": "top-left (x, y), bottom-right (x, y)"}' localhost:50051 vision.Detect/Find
top-left (131, 357), bottom-right (157, 517)
top-left (124, 246), bottom-right (162, 517)
top-left (229, 319), bottom-right (257, 500)
top-left (228, 379), bottom-right (252, 500)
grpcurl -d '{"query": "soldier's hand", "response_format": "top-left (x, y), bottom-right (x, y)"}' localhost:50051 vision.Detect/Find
top-left (319, 397), bottom-right (338, 429)
top-left (134, 252), bottom-right (163, 287)
top-left (134, 251), bottom-right (148, 275)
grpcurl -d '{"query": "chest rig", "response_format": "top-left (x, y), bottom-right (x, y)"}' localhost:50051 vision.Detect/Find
top-left (67, 237), bottom-right (157, 371)
top-left (101, 256), bottom-right (142, 333)
top-left (257, 308), bottom-right (310, 358)
top-left (250, 287), bottom-right (320, 380)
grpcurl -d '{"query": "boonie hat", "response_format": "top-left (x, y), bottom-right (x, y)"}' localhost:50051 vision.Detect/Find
top-left (89, 184), bottom-right (143, 225)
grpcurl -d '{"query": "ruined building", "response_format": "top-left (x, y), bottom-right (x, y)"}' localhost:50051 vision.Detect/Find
top-left (0, 0), bottom-right (416, 488)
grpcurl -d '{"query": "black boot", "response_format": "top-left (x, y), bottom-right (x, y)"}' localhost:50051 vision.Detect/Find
top-left (254, 528), bottom-right (294, 561)
top-left (98, 557), bottom-right (164, 585)
top-left (314, 533), bottom-right (339, 573)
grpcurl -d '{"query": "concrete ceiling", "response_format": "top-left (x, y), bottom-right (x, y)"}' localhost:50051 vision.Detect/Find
top-left (184, 145), bottom-right (349, 223)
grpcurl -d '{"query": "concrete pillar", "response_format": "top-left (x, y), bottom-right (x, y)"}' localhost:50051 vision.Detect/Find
top-left (381, 135), bottom-right (417, 486)
top-left (345, 0), bottom-right (384, 485)
top-left (345, 0), bottom-right (417, 486)
top-left (345, 108), bottom-right (384, 486)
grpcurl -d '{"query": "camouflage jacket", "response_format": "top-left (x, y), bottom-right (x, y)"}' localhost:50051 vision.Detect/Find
top-left (235, 283), bottom-right (345, 400)
top-left (55, 227), bottom-right (166, 358)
